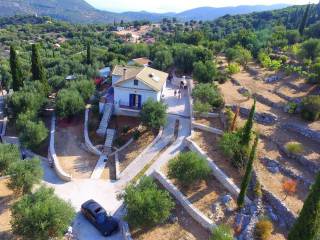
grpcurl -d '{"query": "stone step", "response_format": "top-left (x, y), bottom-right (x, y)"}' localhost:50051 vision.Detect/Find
top-left (96, 103), bottom-right (114, 136)
top-left (104, 129), bottom-right (116, 148)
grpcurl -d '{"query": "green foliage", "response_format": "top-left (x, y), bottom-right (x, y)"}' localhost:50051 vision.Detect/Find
top-left (299, 38), bottom-right (320, 61)
top-left (193, 60), bottom-right (217, 83)
top-left (219, 131), bottom-right (242, 159)
top-left (19, 120), bottom-right (48, 150)
top-left (16, 110), bottom-right (37, 131)
top-left (86, 42), bottom-right (92, 65)
top-left (193, 101), bottom-right (212, 114)
top-left (226, 46), bottom-right (252, 67)
top-left (227, 62), bottom-right (241, 75)
top-left (139, 99), bottom-right (167, 130)
top-left (300, 95), bottom-right (320, 121)
top-left (122, 176), bottom-right (174, 229)
top-left (10, 45), bottom-right (24, 91)
top-left (254, 180), bottom-right (263, 198)
top-left (66, 78), bottom-right (95, 101)
top-left (192, 83), bottom-right (224, 110)
top-left (285, 142), bottom-right (304, 155)
top-left (299, 4), bottom-right (310, 35)
top-left (48, 76), bottom-right (65, 90)
top-left (132, 129), bottom-right (141, 140)
top-left (241, 100), bottom-right (256, 146)
top-left (56, 89), bottom-right (85, 118)
top-left (258, 51), bottom-right (282, 70)
top-left (168, 151), bottom-right (211, 186)
top-left (288, 172), bottom-right (320, 240)
top-left (152, 50), bottom-right (173, 71)
top-left (31, 44), bottom-right (49, 94)
top-left (211, 225), bottom-right (234, 240)
top-left (11, 186), bottom-right (76, 240)
top-left (254, 219), bottom-right (273, 240)
top-left (237, 134), bottom-right (259, 208)
top-left (0, 143), bottom-right (20, 176)
top-left (225, 107), bottom-right (235, 131)
top-left (7, 157), bottom-right (43, 195)
top-left (174, 46), bottom-right (196, 73)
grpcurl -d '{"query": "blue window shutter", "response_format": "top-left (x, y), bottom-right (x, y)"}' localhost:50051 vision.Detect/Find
top-left (129, 94), bottom-right (134, 107)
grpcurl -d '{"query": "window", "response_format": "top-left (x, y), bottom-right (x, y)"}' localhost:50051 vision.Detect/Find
top-left (134, 80), bottom-right (138, 86)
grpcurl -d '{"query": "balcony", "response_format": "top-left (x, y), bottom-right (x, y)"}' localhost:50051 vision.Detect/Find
top-left (118, 101), bottom-right (142, 112)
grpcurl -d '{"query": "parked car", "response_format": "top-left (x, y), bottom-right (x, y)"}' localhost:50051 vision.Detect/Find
top-left (81, 199), bottom-right (119, 236)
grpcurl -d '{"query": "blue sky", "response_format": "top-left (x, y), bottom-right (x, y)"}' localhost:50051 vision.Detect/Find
top-left (85, 0), bottom-right (318, 13)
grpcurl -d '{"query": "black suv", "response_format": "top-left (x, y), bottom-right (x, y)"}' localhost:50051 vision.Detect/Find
top-left (81, 199), bottom-right (119, 236)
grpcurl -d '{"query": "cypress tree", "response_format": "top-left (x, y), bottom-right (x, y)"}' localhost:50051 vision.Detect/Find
top-left (237, 134), bottom-right (259, 208)
top-left (240, 99), bottom-right (256, 147)
top-left (299, 4), bottom-right (310, 35)
top-left (86, 43), bottom-right (92, 65)
top-left (10, 45), bottom-right (24, 91)
top-left (31, 44), bottom-right (49, 94)
top-left (288, 172), bottom-right (320, 240)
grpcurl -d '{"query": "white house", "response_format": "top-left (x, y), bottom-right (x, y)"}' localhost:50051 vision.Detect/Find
top-left (111, 65), bottom-right (168, 116)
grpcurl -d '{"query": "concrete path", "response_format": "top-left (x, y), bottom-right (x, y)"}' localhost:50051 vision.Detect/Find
top-left (90, 155), bottom-right (108, 179)
top-left (116, 116), bottom-right (176, 188)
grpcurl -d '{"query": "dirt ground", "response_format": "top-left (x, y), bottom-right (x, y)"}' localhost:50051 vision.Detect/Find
top-left (55, 118), bottom-right (98, 179)
top-left (191, 130), bottom-right (244, 187)
top-left (194, 116), bottom-right (224, 130)
top-left (131, 199), bottom-right (210, 240)
top-left (0, 179), bottom-right (16, 240)
top-left (118, 127), bottom-right (156, 172)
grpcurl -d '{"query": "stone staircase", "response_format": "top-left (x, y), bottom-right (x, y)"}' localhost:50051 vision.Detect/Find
top-left (103, 128), bottom-right (116, 154)
top-left (96, 103), bottom-right (113, 136)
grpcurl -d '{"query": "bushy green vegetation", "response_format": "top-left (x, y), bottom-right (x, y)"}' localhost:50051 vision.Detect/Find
top-left (56, 89), bottom-right (85, 118)
top-left (0, 143), bottom-right (20, 175)
top-left (11, 186), bottom-right (76, 239)
top-left (211, 225), bottom-right (234, 240)
top-left (140, 99), bottom-right (167, 130)
top-left (300, 95), bottom-right (320, 121)
top-left (168, 151), bottom-right (211, 186)
top-left (285, 142), bottom-right (304, 154)
top-left (122, 176), bottom-right (174, 229)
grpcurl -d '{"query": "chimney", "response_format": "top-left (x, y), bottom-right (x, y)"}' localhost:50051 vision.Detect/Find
top-left (123, 68), bottom-right (127, 80)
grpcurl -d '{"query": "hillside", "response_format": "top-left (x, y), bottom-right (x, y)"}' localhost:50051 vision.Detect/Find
top-left (0, 0), bottom-right (291, 23)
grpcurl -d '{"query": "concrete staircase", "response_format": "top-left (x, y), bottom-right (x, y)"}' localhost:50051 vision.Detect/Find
top-left (96, 103), bottom-right (113, 136)
top-left (103, 129), bottom-right (116, 154)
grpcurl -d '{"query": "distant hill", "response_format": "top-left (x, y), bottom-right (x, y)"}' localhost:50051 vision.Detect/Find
top-left (0, 0), bottom-right (291, 23)
top-left (176, 4), bottom-right (290, 21)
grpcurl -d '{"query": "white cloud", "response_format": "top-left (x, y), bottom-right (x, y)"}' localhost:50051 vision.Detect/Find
top-left (85, 0), bottom-right (318, 13)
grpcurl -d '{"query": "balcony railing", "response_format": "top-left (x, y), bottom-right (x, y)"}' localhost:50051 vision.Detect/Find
top-left (118, 101), bottom-right (142, 111)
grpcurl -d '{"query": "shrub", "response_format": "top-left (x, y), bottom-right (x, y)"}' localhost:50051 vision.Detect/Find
top-left (7, 157), bottom-right (43, 195)
top-left (122, 176), bottom-right (174, 229)
top-left (66, 78), bottom-right (95, 101)
top-left (122, 125), bottom-right (130, 134)
top-left (16, 110), bottom-right (37, 131)
top-left (132, 129), bottom-right (141, 140)
top-left (211, 224), bottom-right (234, 240)
top-left (48, 76), bottom-right (65, 90)
top-left (227, 62), bottom-right (241, 75)
top-left (140, 99), bottom-right (167, 130)
top-left (254, 219), bottom-right (273, 240)
top-left (0, 143), bottom-right (20, 175)
top-left (300, 95), bottom-right (320, 121)
top-left (285, 142), bottom-right (304, 155)
top-left (224, 107), bottom-right (235, 131)
top-left (19, 120), bottom-right (48, 150)
top-left (192, 83), bottom-right (224, 109)
top-left (218, 131), bottom-right (242, 159)
top-left (56, 89), bottom-right (85, 118)
top-left (11, 186), bottom-right (76, 239)
top-left (254, 180), bottom-right (263, 198)
top-left (194, 101), bottom-right (211, 114)
top-left (168, 151), bottom-right (211, 186)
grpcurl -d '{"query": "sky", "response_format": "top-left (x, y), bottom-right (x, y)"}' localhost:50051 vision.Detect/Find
top-left (85, 0), bottom-right (318, 13)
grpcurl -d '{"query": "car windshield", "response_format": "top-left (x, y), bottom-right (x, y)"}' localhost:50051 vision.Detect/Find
top-left (96, 212), bottom-right (106, 224)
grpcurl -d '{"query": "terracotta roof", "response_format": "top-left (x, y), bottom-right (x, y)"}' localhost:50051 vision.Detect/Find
top-left (113, 65), bottom-right (168, 92)
top-left (132, 57), bottom-right (152, 66)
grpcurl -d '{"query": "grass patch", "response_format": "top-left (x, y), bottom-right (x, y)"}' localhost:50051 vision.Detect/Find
top-left (285, 142), bottom-right (304, 155)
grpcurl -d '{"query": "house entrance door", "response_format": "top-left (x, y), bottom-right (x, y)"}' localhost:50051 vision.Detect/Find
top-left (129, 94), bottom-right (142, 108)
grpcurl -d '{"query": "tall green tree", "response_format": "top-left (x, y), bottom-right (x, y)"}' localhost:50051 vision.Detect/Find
top-left (241, 99), bottom-right (256, 147)
top-left (10, 45), bottom-right (23, 91)
top-left (11, 187), bottom-right (75, 240)
top-left (0, 143), bottom-right (20, 175)
top-left (31, 44), bottom-right (49, 93)
top-left (86, 42), bottom-right (92, 65)
top-left (7, 157), bottom-right (43, 195)
top-left (299, 4), bottom-right (310, 35)
top-left (140, 99), bottom-right (167, 130)
top-left (288, 172), bottom-right (320, 240)
top-left (237, 134), bottom-right (259, 208)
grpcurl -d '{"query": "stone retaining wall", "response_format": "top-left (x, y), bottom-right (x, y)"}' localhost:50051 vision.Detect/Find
top-left (84, 107), bottom-right (103, 156)
top-left (252, 172), bottom-right (296, 229)
top-left (282, 123), bottom-right (320, 144)
top-left (192, 122), bottom-right (223, 135)
top-left (253, 93), bottom-right (284, 110)
top-left (185, 137), bottom-right (251, 204)
top-left (121, 221), bottom-right (133, 240)
top-left (48, 115), bottom-right (72, 182)
top-left (151, 170), bottom-right (215, 231)
top-left (1, 117), bottom-right (7, 137)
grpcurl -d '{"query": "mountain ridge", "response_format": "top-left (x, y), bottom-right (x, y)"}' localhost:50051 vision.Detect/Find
top-left (0, 0), bottom-right (291, 23)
